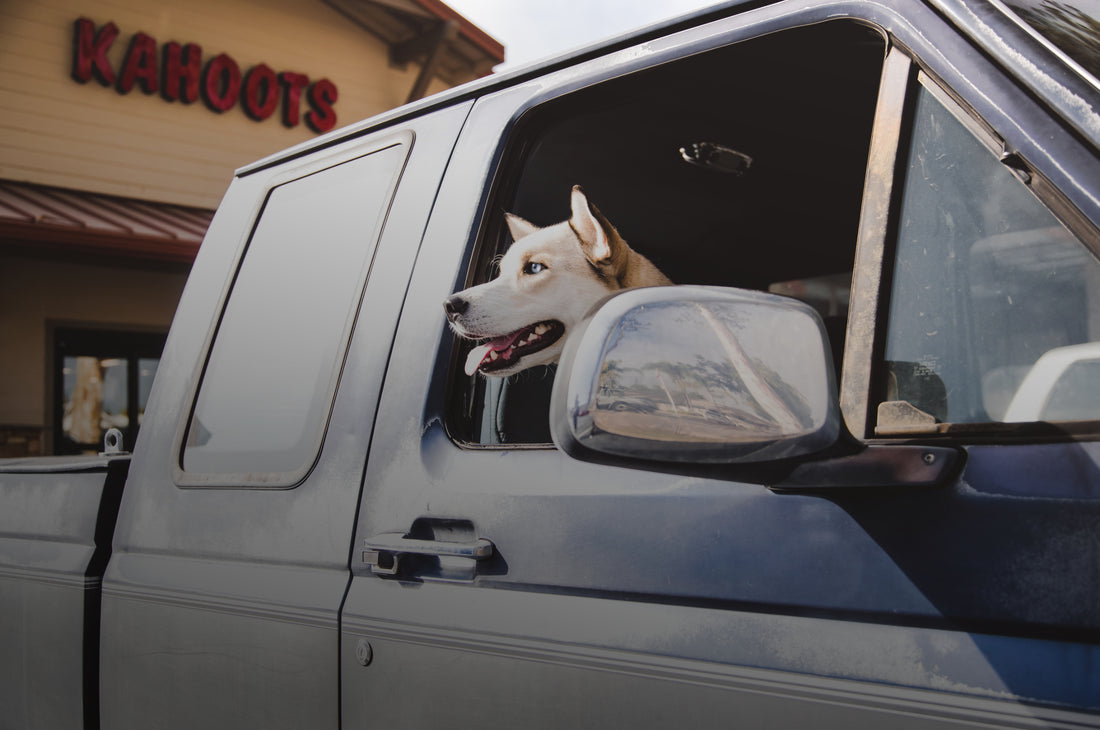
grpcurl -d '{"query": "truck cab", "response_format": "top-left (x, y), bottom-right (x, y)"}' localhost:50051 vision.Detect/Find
top-left (3, 1), bottom-right (1099, 727)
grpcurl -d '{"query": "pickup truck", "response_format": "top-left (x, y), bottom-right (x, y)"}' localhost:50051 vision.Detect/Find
top-left (3, 0), bottom-right (1099, 727)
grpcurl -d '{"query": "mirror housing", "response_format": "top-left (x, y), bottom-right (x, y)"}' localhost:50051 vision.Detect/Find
top-left (550, 286), bottom-right (840, 465)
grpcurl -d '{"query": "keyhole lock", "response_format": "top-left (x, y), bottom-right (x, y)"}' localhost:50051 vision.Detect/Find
top-left (355, 638), bottom-right (373, 667)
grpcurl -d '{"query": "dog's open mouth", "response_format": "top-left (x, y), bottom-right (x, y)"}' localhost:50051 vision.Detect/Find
top-left (464, 320), bottom-right (565, 375)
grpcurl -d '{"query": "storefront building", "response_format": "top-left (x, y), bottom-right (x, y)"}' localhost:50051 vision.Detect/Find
top-left (0, 0), bottom-right (502, 456)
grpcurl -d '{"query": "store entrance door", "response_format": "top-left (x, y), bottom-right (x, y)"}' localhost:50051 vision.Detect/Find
top-left (53, 327), bottom-right (166, 454)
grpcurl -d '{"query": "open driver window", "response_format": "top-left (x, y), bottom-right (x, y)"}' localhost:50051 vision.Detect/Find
top-left (449, 21), bottom-right (887, 445)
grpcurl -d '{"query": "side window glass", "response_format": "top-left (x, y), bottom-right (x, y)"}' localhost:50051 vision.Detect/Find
top-left (876, 82), bottom-right (1100, 433)
top-left (448, 22), bottom-right (886, 445)
top-left (181, 143), bottom-right (407, 482)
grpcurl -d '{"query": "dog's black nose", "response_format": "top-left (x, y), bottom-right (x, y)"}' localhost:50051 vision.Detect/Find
top-left (444, 295), bottom-right (468, 320)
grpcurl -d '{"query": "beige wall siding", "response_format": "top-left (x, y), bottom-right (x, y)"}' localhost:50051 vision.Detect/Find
top-left (0, 252), bottom-right (188, 431)
top-left (0, 0), bottom-right (448, 209)
top-left (0, 0), bottom-right (462, 453)
top-left (0, 0), bottom-right (475, 454)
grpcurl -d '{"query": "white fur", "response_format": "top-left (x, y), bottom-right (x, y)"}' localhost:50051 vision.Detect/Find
top-left (446, 186), bottom-right (671, 377)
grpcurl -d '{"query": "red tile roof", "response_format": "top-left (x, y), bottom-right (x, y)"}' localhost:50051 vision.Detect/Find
top-left (0, 181), bottom-right (213, 264)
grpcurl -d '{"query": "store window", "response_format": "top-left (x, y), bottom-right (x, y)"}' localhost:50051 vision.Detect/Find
top-left (448, 22), bottom-right (886, 445)
top-left (54, 327), bottom-right (165, 454)
top-left (875, 81), bottom-right (1100, 433)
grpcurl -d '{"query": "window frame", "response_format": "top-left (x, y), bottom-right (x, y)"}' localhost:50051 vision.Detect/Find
top-left (171, 132), bottom-right (412, 489)
top-left (445, 18), bottom-right (892, 450)
top-left (438, 2), bottom-right (1100, 453)
top-left (848, 60), bottom-right (1100, 442)
top-left (448, 38), bottom-right (1100, 450)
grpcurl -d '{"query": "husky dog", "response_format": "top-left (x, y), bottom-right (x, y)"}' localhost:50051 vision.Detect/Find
top-left (445, 185), bottom-right (672, 377)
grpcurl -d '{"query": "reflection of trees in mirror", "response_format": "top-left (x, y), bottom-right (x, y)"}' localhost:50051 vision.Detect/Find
top-left (596, 299), bottom-right (818, 434)
top-left (748, 355), bottom-right (814, 429)
top-left (597, 355), bottom-right (804, 434)
top-left (1006, 0), bottom-right (1100, 79)
top-left (695, 304), bottom-right (810, 433)
top-left (599, 360), bottom-right (624, 391)
top-left (605, 306), bottom-right (651, 347)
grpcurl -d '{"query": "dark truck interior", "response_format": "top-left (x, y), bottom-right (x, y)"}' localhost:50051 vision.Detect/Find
top-left (454, 21), bottom-right (888, 444)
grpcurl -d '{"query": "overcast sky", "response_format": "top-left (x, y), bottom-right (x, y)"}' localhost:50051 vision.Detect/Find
top-left (444, 0), bottom-right (728, 71)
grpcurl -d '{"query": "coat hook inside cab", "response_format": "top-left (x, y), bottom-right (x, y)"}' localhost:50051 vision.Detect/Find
top-left (679, 142), bottom-right (753, 175)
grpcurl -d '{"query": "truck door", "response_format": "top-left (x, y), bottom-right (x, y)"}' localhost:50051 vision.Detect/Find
top-left (340, 3), bottom-right (1100, 728)
top-left (98, 101), bottom-right (471, 729)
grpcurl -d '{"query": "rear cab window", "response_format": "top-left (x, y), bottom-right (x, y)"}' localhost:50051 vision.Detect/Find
top-left (176, 140), bottom-right (408, 486)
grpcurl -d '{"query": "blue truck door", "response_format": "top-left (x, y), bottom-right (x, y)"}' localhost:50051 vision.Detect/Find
top-left (340, 3), bottom-right (1100, 727)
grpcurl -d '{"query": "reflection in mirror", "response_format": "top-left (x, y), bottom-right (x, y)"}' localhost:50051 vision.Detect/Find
top-left (554, 286), bottom-right (839, 464)
top-left (594, 302), bottom-right (824, 441)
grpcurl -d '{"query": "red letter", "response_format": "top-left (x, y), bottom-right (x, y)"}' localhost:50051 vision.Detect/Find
top-left (117, 32), bottom-right (159, 94)
top-left (278, 72), bottom-right (309, 128)
top-left (305, 79), bottom-right (338, 133)
top-left (202, 53), bottom-right (240, 112)
top-left (71, 18), bottom-right (118, 86)
top-left (242, 64), bottom-right (279, 121)
top-left (162, 42), bottom-right (202, 103)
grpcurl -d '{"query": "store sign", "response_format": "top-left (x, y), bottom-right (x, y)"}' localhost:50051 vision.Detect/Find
top-left (70, 18), bottom-right (338, 133)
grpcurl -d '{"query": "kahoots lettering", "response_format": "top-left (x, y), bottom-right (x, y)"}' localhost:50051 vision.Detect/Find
top-left (71, 18), bottom-right (338, 133)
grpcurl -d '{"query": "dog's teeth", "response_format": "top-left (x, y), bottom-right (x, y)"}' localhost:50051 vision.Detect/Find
top-left (489, 351), bottom-right (499, 361)
top-left (535, 324), bottom-right (549, 335)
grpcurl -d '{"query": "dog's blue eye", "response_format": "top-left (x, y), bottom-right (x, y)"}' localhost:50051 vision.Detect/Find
top-left (523, 261), bottom-right (546, 275)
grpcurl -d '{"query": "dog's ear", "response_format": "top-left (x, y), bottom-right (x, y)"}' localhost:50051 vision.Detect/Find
top-left (505, 212), bottom-right (539, 241)
top-left (569, 185), bottom-right (615, 265)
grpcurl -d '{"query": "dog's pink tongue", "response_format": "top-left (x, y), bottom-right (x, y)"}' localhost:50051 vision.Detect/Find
top-left (464, 330), bottom-right (525, 375)
top-left (465, 344), bottom-right (494, 375)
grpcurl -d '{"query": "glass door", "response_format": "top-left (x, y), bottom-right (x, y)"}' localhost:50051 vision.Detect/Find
top-left (53, 327), bottom-right (166, 453)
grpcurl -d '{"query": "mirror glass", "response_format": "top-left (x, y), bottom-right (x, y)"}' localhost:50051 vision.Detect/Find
top-left (555, 287), bottom-right (838, 463)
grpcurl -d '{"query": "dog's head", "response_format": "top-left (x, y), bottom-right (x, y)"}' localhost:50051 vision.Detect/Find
top-left (444, 186), bottom-right (633, 377)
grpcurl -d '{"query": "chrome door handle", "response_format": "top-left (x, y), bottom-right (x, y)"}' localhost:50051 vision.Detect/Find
top-left (362, 532), bottom-right (494, 576)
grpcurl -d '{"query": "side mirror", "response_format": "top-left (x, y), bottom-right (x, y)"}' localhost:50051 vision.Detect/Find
top-left (550, 286), bottom-right (840, 465)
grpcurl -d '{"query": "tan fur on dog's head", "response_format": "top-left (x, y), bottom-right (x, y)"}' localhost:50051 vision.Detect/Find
top-left (444, 186), bottom-right (671, 377)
